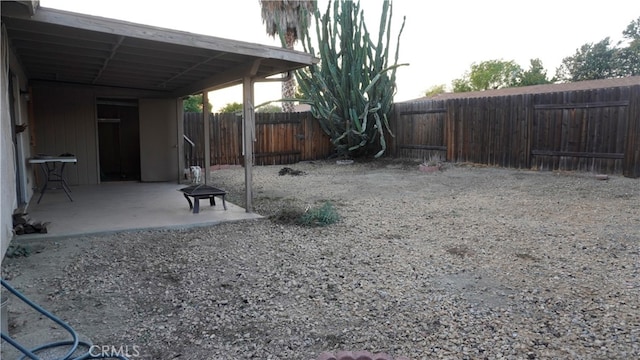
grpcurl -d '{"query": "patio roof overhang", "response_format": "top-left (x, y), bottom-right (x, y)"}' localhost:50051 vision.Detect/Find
top-left (2, 1), bottom-right (318, 213)
top-left (1, 2), bottom-right (317, 96)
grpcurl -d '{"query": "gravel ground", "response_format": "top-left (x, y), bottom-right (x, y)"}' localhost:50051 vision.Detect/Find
top-left (2, 159), bottom-right (640, 360)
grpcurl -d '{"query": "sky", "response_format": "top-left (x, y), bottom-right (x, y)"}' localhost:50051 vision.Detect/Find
top-left (39, 0), bottom-right (640, 111)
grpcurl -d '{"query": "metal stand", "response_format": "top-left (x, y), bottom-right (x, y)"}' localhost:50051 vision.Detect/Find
top-left (28, 156), bottom-right (77, 204)
top-left (36, 161), bottom-right (73, 204)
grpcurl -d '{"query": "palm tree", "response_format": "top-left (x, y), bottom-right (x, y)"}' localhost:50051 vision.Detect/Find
top-left (260, 0), bottom-right (316, 112)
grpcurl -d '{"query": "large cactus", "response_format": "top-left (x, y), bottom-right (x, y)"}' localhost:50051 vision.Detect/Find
top-left (296, 0), bottom-right (406, 158)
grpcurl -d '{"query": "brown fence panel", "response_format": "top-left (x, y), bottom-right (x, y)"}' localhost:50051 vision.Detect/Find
top-left (211, 113), bottom-right (243, 165)
top-left (183, 112), bottom-right (206, 167)
top-left (183, 111), bottom-right (332, 167)
top-left (451, 97), bottom-right (494, 165)
top-left (300, 113), bottom-right (334, 160)
top-left (392, 83), bottom-right (639, 177)
top-left (254, 112), bottom-right (302, 165)
top-left (449, 95), bottom-right (528, 168)
top-left (392, 101), bottom-right (447, 161)
top-left (186, 83), bottom-right (640, 176)
top-left (531, 88), bottom-right (629, 173)
top-left (254, 112), bottom-right (333, 165)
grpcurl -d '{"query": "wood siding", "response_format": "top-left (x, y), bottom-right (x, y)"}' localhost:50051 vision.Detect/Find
top-left (392, 84), bottom-right (640, 177)
top-left (31, 82), bottom-right (178, 185)
top-left (184, 112), bottom-right (333, 167)
top-left (32, 85), bottom-right (98, 186)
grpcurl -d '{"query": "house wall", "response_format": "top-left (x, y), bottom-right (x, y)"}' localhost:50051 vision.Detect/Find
top-left (1, 25), bottom-right (16, 260)
top-left (30, 82), bottom-right (179, 185)
top-left (1, 24), bottom-right (32, 260)
top-left (12, 76), bottom-right (32, 205)
top-left (31, 84), bottom-right (98, 185)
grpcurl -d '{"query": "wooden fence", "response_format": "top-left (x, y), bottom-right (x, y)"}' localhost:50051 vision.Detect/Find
top-left (391, 83), bottom-right (640, 177)
top-left (184, 81), bottom-right (640, 177)
top-left (184, 112), bottom-right (333, 167)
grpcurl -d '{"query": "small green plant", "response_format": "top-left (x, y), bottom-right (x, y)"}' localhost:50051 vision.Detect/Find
top-left (299, 202), bottom-right (340, 227)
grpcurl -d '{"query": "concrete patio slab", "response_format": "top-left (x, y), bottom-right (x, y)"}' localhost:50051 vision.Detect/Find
top-left (13, 182), bottom-right (261, 241)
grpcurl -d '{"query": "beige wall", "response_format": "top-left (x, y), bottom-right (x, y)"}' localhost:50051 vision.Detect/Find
top-left (31, 82), bottom-right (180, 185)
top-left (139, 98), bottom-right (180, 182)
top-left (32, 85), bottom-right (98, 185)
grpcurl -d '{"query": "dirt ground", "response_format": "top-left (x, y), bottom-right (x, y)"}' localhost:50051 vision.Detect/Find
top-left (2, 159), bottom-right (639, 359)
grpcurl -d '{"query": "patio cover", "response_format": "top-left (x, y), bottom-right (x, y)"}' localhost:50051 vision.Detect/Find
top-left (0, 2), bottom-right (316, 96)
top-left (1, 1), bottom-right (317, 212)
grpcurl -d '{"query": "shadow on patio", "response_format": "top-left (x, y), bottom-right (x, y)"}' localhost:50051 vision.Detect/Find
top-left (14, 182), bottom-right (261, 241)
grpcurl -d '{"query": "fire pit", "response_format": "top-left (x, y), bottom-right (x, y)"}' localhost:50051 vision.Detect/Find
top-left (178, 185), bottom-right (227, 214)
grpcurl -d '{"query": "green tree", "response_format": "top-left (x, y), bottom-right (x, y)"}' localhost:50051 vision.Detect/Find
top-left (424, 84), bottom-right (446, 97)
top-left (517, 58), bottom-right (552, 86)
top-left (260, 0), bottom-right (316, 112)
top-left (218, 102), bottom-right (243, 113)
top-left (452, 59), bottom-right (522, 92)
top-left (618, 16), bottom-right (640, 76)
top-left (623, 16), bottom-right (640, 40)
top-left (256, 104), bottom-right (282, 113)
top-left (451, 77), bottom-right (473, 93)
top-left (556, 38), bottom-right (618, 81)
top-left (296, 0), bottom-right (406, 158)
top-left (183, 94), bottom-right (212, 113)
top-left (556, 17), bottom-right (640, 81)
